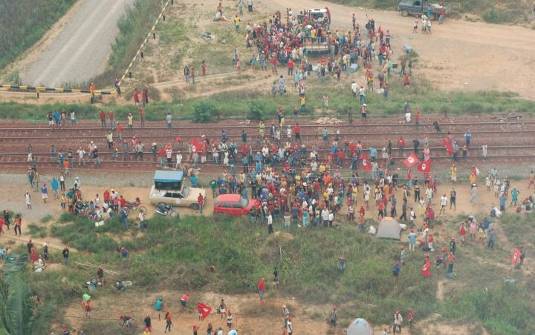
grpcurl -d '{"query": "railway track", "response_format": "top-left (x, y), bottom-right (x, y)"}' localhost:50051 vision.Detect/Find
top-left (1, 117), bottom-right (534, 173)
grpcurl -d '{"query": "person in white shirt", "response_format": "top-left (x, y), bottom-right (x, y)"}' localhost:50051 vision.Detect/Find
top-left (321, 208), bottom-right (329, 226)
top-left (351, 81), bottom-right (358, 96)
top-left (175, 152), bottom-right (183, 169)
top-left (328, 211), bottom-right (334, 227)
top-left (439, 194), bottom-right (448, 215)
top-left (267, 213), bottom-right (273, 234)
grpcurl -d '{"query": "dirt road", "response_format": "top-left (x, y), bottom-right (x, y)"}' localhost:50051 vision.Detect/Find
top-left (266, 0), bottom-right (535, 100)
top-left (19, 0), bottom-right (134, 88)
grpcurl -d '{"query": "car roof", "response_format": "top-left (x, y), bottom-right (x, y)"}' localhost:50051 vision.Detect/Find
top-left (154, 170), bottom-right (183, 182)
top-left (215, 194), bottom-right (242, 202)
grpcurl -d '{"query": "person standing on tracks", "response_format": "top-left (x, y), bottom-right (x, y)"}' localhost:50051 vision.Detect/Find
top-left (166, 112), bottom-right (172, 129)
top-left (99, 110), bottom-right (106, 128)
top-left (139, 107), bottom-right (145, 128)
top-left (106, 131), bottom-right (114, 150)
top-left (70, 111), bottom-right (76, 126)
top-left (464, 129), bottom-right (472, 148)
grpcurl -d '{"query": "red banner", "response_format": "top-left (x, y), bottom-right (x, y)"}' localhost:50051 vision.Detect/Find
top-left (417, 159), bottom-right (432, 173)
top-left (360, 153), bottom-right (372, 172)
top-left (403, 152), bottom-right (420, 169)
top-left (197, 303), bottom-right (212, 320)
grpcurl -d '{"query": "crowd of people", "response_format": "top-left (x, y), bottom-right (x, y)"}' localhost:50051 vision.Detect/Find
top-left (5, 5), bottom-right (534, 335)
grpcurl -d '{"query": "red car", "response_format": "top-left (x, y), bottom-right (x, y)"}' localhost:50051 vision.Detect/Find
top-left (213, 194), bottom-right (261, 217)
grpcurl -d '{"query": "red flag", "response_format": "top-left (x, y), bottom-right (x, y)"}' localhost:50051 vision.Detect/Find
top-left (360, 153), bottom-right (372, 172)
top-left (417, 159), bottom-right (432, 173)
top-left (197, 303), bottom-right (212, 320)
top-left (442, 137), bottom-right (453, 156)
top-left (190, 138), bottom-right (203, 152)
top-left (403, 152), bottom-right (420, 169)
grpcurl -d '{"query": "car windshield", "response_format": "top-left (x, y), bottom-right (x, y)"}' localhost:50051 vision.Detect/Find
top-left (182, 187), bottom-right (190, 197)
top-left (240, 197), bottom-right (249, 208)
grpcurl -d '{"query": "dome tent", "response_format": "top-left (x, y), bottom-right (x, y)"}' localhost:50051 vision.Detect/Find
top-left (376, 216), bottom-right (402, 240)
top-left (347, 318), bottom-right (373, 335)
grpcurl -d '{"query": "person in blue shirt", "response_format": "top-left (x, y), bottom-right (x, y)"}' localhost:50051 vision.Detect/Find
top-left (464, 129), bottom-right (472, 148)
top-left (51, 177), bottom-right (60, 199)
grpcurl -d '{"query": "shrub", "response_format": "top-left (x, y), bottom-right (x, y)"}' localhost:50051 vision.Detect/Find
top-left (192, 101), bottom-right (219, 123)
top-left (247, 101), bottom-right (271, 120)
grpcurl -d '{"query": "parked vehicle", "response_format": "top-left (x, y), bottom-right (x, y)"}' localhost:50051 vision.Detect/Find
top-left (213, 194), bottom-right (261, 217)
top-left (149, 170), bottom-right (206, 209)
top-left (154, 203), bottom-right (177, 217)
top-left (398, 0), bottom-right (445, 19)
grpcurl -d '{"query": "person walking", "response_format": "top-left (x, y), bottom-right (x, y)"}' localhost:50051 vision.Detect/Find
top-left (62, 247), bottom-right (70, 265)
top-left (164, 311), bottom-right (172, 333)
top-left (14, 214), bottom-right (22, 236)
top-left (257, 277), bottom-right (266, 303)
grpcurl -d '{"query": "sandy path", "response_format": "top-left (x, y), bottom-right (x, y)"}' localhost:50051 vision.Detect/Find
top-left (264, 0), bottom-right (535, 99)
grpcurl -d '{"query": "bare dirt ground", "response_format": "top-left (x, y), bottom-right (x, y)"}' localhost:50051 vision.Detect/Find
top-left (264, 0), bottom-right (535, 100)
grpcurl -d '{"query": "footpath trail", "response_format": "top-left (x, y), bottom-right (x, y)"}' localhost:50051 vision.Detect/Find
top-left (267, 0), bottom-right (535, 100)
top-left (19, 0), bottom-right (134, 87)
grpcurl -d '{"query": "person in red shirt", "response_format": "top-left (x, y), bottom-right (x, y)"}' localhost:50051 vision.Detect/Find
top-left (257, 277), bottom-right (266, 303)
top-left (197, 193), bottom-right (205, 215)
top-left (287, 58), bottom-right (294, 75)
top-left (398, 136), bottom-right (406, 156)
top-left (117, 123), bottom-right (124, 140)
top-left (99, 111), bottom-right (106, 128)
top-left (119, 195), bottom-right (126, 209)
top-left (103, 190), bottom-right (110, 204)
top-left (292, 123), bottom-right (301, 142)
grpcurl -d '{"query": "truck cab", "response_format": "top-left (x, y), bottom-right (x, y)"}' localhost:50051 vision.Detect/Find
top-left (149, 170), bottom-right (206, 208)
top-left (398, 0), bottom-right (443, 19)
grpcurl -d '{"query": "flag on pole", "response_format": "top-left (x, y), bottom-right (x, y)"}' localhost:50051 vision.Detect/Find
top-left (403, 152), bottom-right (420, 169)
top-left (417, 159), bottom-right (432, 173)
top-left (360, 153), bottom-right (372, 172)
top-left (197, 303), bottom-right (212, 320)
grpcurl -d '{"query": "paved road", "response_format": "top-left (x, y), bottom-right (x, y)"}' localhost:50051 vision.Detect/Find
top-left (21, 0), bottom-right (134, 87)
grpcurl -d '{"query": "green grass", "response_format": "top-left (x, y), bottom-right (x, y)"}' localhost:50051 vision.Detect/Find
top-left (499, 212), bottom-right (535, 248)
top-left (28, 223), bottom-right (48, 238)
top-left (0, 0), bottom-right (77, 70)
top-left (47, 214), bottom-right (437, 326)
top-left (2, 77), bottom-right (535, 123)
top-left (440, 283), bottom-right (535, 335)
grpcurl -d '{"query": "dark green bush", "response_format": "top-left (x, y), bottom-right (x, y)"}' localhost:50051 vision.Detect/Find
top-left (192, 101), bottom-right (219, 123)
